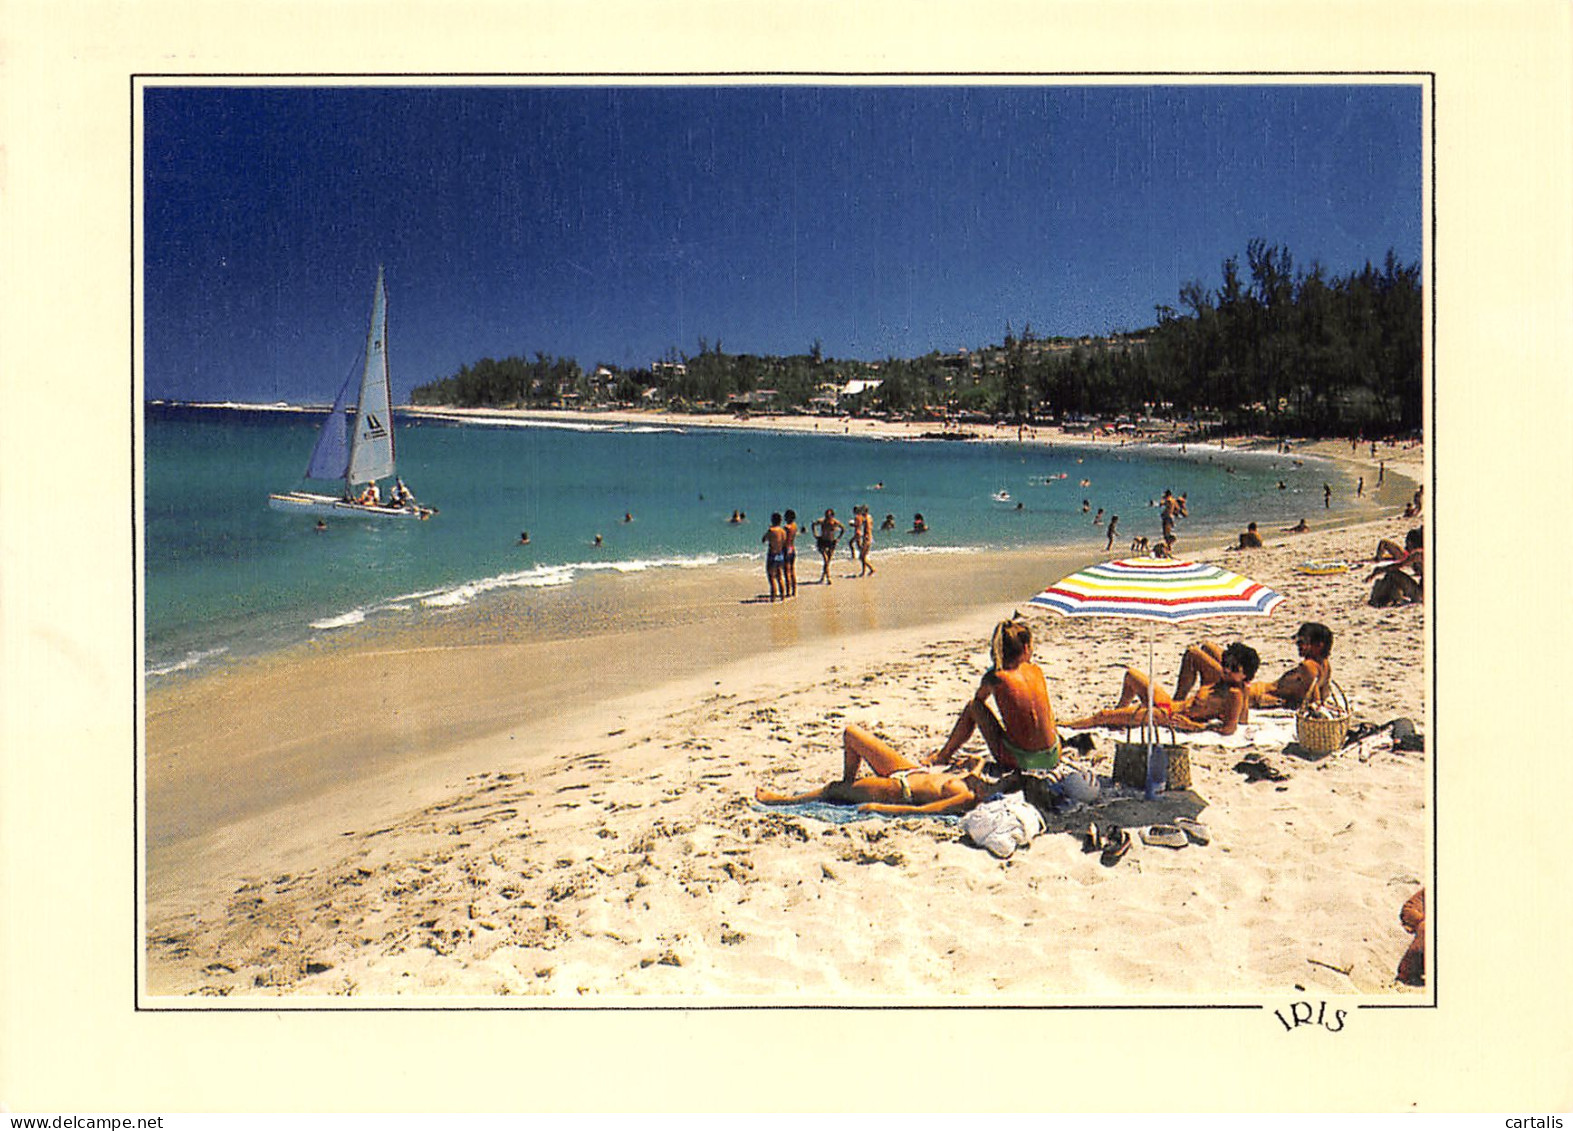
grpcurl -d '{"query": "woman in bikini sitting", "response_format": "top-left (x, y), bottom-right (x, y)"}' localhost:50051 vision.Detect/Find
top-left (1063, 642), bottom-right (1261, 737)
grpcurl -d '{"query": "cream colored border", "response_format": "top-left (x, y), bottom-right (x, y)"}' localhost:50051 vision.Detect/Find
top-left (3, 0), bottom-right (1570, 1113)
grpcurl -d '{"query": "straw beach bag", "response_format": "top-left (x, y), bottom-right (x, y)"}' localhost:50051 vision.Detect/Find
top-left (1295, 680), bottom-right (1350, 754)
top-left (1113, 720), bottom-right (1191, 791)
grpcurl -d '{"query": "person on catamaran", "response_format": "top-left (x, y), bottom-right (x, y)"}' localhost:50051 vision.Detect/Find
top-left (356, 482), bottom-right (380, 507)
top-left (387, 478), bottom-right (416, 508)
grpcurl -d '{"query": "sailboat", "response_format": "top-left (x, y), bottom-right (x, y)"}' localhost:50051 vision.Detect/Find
top-left (268, 268), bottom-right (433, 520)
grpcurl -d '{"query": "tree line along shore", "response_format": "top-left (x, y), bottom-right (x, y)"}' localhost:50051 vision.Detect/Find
top-left (409, 240), bottom-right (1421, 441)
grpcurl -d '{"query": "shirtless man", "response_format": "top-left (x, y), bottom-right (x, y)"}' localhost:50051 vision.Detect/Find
top-left (811, 508), bottom-right (844, 584)
top-left (761, 513), bottom-right (787, 601)
top-left (753, 725), bottom-right (998, 816)
top-left (927, 619), bottom-right (1060, 772)
top-left (1064, 642), bottom-right (1261, 736)
top-left (1174, 622), bottom-right (1332, 709)
top-left (782, 509), bottom-right (800, 597)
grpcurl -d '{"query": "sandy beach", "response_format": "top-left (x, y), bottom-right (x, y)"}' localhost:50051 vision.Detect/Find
top-left (143, 437), bottom-right (1428, 1002)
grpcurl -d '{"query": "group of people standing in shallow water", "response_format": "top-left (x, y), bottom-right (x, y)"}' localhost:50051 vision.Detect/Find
top-left (759, 503), bottom-right (929, 601)
top-left (755, 616), bottom-right (1336, 815)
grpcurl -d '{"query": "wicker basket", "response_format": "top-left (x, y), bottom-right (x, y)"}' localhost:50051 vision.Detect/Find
top-left (1113, 720), bottom-right (1191, 790)
top-left (1296, 680), bottom-right (1351, 754)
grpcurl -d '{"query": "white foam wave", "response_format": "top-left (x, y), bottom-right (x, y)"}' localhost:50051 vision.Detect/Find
top-left (575, 553), bottom-right (726, 574)
top-left (418, 564), bottom-right (579, 608)
top-left (146, 646), bottom-right (229, 678)
top-left (311, 609), bottom-right (367, 630)
top-left (410, 553), bottom-right (740, 609)
top-left (164, 399), bottom-right (324, 413)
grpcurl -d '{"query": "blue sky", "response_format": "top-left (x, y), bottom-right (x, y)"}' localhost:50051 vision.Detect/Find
top-left (142, 83), bottom-right (1423, 404)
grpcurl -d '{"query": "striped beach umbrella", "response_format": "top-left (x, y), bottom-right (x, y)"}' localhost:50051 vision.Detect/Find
top-left (1029, 558), bottom-right (1283, 796)
top-left (1028, 557), bottom-right (1284, 623)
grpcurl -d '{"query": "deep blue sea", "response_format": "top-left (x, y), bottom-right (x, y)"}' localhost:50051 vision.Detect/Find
top-left (143, 403), bottom-right (1350, 680)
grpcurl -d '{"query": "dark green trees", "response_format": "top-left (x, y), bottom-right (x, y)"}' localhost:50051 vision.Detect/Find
top-left (408, 241), bottom-right (1422, 437)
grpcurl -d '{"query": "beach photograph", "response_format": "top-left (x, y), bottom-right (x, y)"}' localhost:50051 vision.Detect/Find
top-left (4, 0), bottom-right (1572, 1116)
top-left (138, 81), bottom-right (1432, 1004)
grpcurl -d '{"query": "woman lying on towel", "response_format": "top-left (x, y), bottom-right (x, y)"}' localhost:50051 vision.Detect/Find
top-left (1062, 642), bottom-right (1261, 737)
top-left (754, 724), bottom-right (1000, 816)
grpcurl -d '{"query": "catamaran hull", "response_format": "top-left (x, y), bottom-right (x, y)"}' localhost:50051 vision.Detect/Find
top-left (268, 491), bottom-right (432, 520)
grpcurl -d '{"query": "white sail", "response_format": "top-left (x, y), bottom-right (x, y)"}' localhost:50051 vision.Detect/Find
top-left (269, 267), bottom-right (432, 521)
top-left (346, 267), bottom-right (396, 485)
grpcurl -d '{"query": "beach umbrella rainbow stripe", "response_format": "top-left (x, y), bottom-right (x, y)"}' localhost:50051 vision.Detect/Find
top-left (1027, 557), bottom-right (1284, 623)
top-left (1028, 558), bottom-right (1284, 797)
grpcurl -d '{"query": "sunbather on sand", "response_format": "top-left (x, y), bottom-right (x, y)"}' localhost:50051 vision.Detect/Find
top-left (753, 725), bottom-right (998, 816)
top-left (1063, 642), bottom-right (1261, 736)
top-left (925, 619), bottom-right (1060, 772)
top-left (1367, 529), bottom-right (1423, 606)
top-left (1173, 622), bottom-right (1332, 709)
top-left (1374, 527), bottom-right (1422, 562)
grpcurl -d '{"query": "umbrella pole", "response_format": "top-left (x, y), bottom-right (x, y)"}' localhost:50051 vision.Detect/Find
top-left (1145, 629), bottom-right (1163, 799)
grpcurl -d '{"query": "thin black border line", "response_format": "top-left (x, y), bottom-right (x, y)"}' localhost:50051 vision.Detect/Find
top-left (132, 74), bottom-right (142, 1008)
top-left (1361, 70), bottom-right (1439, 1012)
top-left (133, 71), bottom-right (1437, 1014)
top-left (132, 70), bottom-right (1437, 84)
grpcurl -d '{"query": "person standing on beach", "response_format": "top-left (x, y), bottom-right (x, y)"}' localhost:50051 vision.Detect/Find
top-left (1379, 460), bottom-right (1386, 486)
top-left (1105, 515), bottom-right (1119, 552)
top-left (782, 509), bottom-right (800, 598)
top-left (811, 508), bottom-right (844, 585)
top-left (925, 619), bottom-right (1060, 773)
top-left (854, 506), bottom-right (876, 577)
top-left (762, 513), bottom-right (787, 601)
top-left (1358, 476), bottom-right (1365, 498)
top-left (1324, 482), bottom-right (1332, 509)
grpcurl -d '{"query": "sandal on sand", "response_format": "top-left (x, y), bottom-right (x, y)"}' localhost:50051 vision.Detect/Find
top-left (1173, 816), bottom-right (1210, 845)
top-left (1234, 753), bottom-right (1290, 783)
top-left (1100, 826), bottom-right (1131, 866)
top-left (1082, 822), bottom-right (1101, 853)
top-left (1141, 824), bottom-right (1188, 849)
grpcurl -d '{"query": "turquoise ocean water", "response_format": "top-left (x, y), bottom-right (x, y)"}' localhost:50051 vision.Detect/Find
top-left (143, 403), bottom-right (1351, 680)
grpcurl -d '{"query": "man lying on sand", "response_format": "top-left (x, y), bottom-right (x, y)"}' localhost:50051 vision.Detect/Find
top-left (926, 619), bottom-right (1060, 772)
top-left (1173, 622), bottom-right (1333, 709)
top-left (1063, 642), bottom-right (1261, 736)
top-left (754, 724), bottom-right (999, 816)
